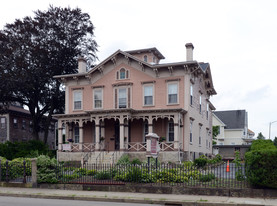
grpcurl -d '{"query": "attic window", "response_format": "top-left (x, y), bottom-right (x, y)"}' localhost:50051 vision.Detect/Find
top-left (117, 68), bottom-right (129, 80)
top-left (144, 55), bottom-right (148, 62)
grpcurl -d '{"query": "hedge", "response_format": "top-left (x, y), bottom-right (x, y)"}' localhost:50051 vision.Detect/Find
top-left (245, 139), bottom-right (277, 188)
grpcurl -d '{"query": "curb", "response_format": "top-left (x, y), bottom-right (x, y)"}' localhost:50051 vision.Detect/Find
top-left (0, 192), bottom-right (266, 206)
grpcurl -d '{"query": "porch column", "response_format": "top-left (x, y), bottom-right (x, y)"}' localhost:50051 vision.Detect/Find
top-left (174, 115), bottom-right (180, 150)
top-left (124, 119), bottom-right (129, 149)
top-left (119, 117), bottom-right (125, 151)
top-left (148, 116), bottom-right (153, 133)
top-left (95, 117), bottom-right (100, 151)
top-left (79, 121), bottom-right (84, 151)
top-left (58, 120), bottom-right (63, 151)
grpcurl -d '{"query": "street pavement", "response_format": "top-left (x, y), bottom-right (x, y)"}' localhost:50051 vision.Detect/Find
top-left (0, 186), bottom-right (276, 206)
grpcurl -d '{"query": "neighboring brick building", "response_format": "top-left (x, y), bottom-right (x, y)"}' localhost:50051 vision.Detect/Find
top-left (54, 43), bottom-right (217, 163)
top-left (0, 104), bottom-right (56, 149)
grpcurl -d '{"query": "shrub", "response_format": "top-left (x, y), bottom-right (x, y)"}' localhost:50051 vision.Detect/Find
top-left (199, 173), bottom-right (215, 182)
top-left (95, 171), bottom-right (111, 180)
top-left (194, 155), bottom-right (208, 168)
top-left (37, 155), bottom-right (59, 183)
top-left (116, 154), bottom-right (130, 165)
top-left (131, 158), bottom-right (142, 165)
top-left (249, 139), bottom-right (276, 151)
top-left (245, 148), bottom-right (277, 188)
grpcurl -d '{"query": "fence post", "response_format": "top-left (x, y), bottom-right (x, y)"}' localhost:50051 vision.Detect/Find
top-left (0, 159), bottom-right (1, 182)
top-left (31, 158), bottom-right (37, 188)
top-left (23, 160), bottom-right (26, 184)
top-left (6, 160), bottom-right (9, 182)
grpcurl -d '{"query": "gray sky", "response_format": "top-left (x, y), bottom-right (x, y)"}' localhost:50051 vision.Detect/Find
top-left (1, 0), bottom-right (277, 139)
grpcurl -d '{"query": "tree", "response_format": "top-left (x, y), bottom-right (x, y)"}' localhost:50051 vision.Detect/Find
top-left (0, 6), bottom-right (98, 143)
top-left (256, 132), bottom-right (265, 140)
top-left (212, 125), bottom-right (220, 145)
top-left (273, 137), bottom-right (277, 147)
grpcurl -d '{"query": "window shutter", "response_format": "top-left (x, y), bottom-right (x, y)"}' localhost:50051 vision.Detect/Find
top-left (128, 88), bottom-right (131, 108)
top-left (126, 70), bottom-right (129, 79)
top-left (115, 88), bottom-right (118, 108)
top-left (116, 71), bottom-right (119, 80)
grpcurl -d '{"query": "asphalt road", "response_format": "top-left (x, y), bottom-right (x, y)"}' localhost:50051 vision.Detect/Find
top-left (0, 196), bottom-right (161, 206)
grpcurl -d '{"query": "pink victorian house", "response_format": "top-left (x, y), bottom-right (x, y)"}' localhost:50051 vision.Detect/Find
top-left (54, 43), bottom-right (216, 163)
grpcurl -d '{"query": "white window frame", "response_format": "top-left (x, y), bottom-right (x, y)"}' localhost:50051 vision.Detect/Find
top-left (13, 118), bottom-right (18, 128)
top-left (190, 85), bottom-right (193, 105)
top-left (190, 120), bottom-right (193, 143)
top-left (118, 87), bottom-right (127, 108)
top-left (199, 125), bottom-right (202, 146)
top-left (167, 82), bottom-right (178, 105)
top-left (199, 95), bottom-right (202, 113)
top-left (168, 120), bottom-right (174, 142)
top-left (0, 117), bottom-right (5, 129)
top-left (73, 90), bottom-right (83, 110)
top-left (74, 126), bottom-right (80, 143)
top-left (143, 84), bottom-right (154, 106)
top-left (93, 88), bottom-right (103, 109)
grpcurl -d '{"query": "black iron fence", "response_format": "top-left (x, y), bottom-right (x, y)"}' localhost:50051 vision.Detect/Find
top-left (56, 162), bottom-right (250, 188)
top-left (0, 160), bottom-right (32, 183)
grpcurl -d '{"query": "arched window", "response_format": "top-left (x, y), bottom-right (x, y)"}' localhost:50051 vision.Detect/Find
top-left (120, 68), bottom-right (126, 79)
top-left (144, 55), bottom-right (148, 62)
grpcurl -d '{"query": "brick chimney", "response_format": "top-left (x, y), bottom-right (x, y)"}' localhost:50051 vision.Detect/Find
top-left (78, 56), bottom-right (87, 73)
top-left (185, 43), bottom-right (194, 61)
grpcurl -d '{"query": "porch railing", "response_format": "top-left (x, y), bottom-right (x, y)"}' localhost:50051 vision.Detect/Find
top-left (127, 142), bottom-right (181, 152)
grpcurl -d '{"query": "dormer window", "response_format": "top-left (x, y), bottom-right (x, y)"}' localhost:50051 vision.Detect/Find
top-left (144, 55), bottom-right (148, 62)
top-left (117, 68), bottom-right (129, 80)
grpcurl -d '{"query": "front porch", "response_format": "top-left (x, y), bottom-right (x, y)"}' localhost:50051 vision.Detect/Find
top-left (55, 109), bottom-right (186, 163)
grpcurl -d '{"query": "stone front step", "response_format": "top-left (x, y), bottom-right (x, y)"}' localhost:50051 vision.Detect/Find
top-left (83, 151), bottom-right (124, 165)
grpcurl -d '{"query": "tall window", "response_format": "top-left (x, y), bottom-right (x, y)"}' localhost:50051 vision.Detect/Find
top-left (168, 83), bottom-right (178, 104)
top-left (199, 95), bottom-right (202, 113)
top-left (190, 120), bottom-right (193, 143)
top-left (118, 88), bottom-right (127, 108)
top-left (13, 118), bottom-right (18, 128)
top-left (94, 89), bottom-right (103, 109)
top-left (22, 120), bottom-right (26, 130)
top-left (0, 118), bottom-right (5, 129)
top-left (120, 68), bottom-right (126, 79)
top-left (74, 126), bottom-right (80, 143)
top-left (73, 90), bottom-right (82, 110)
top-left (144, 122), bottom-right (149, 142)
top-left (144, 55), bottom-right (148, 62)
top-left (206, 103), bottom-right (209, 119)
top-left (29, 121), bottom-right (33, 132)
top-left (199, 125), bottom-right (202, 145)
top-left (168, 120), bottom-right (174, 142)
top-left (190, 85), bottom-right (193, 105)
top-left (144, 85), bottom-right (153, 106)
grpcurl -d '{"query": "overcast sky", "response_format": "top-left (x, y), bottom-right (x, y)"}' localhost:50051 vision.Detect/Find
top-left (1, 0), bottom-right (277, 139)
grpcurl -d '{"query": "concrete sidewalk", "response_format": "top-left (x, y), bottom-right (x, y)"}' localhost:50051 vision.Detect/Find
top-left (0, 187), bottom-right (276, 206)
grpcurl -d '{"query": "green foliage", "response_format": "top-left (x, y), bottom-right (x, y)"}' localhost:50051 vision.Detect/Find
top-left (0, 140), bottom-right (50, 160)
top-left (0, 158), bottom-right (31, 181)
top-left (37, 155), bottom-right (58, 183)
top-left (116, 154), bottom-right (130, 165)
top-left (249, 139), bottom-right (276, 151)
top-left (208, 154), bottom-right (222, 164)
top-left (233, 151), bottom-right (244, 181)
top-left (256, 132), bottom-right (265, 140)
top-left (194, 155), bottom-right (208, 168)
top-left (199, 173), bottom-right (215, 182)
top-left (131, 158), bottom-right (142, 165)
top-left (273, 137), bottom-right (277, 147)
top-left (95, 171), bottom-right (111, 180)
top-left (0, 6), bottom-right (98, 142)
top-left (245, 145), bottom-right (277, 188)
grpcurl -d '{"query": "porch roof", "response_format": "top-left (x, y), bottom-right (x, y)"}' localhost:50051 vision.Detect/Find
top-left (53, 108), bottom-right (187, 119)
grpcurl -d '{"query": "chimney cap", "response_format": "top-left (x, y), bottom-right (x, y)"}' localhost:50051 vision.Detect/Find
top-left (78, 56), bottom-right (86, 62)
top-left (185, 43), bottom-right (194, 49)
